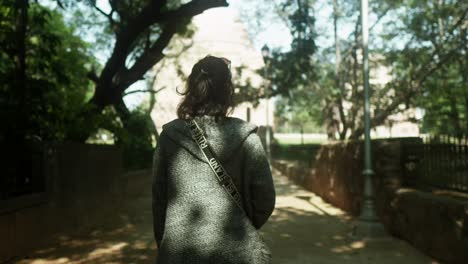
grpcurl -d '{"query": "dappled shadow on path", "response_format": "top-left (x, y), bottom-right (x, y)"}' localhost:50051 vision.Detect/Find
top-left (12, 194), bottom-right (157, 264)
top-left (11, 169), bottom-right (435, 264)
top-left (259, 170), bottom-right (436, 264)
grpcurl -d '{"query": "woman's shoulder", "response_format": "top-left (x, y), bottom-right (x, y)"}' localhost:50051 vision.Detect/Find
top-left (224, 116), bottom-right (258, 131)
top-left (162, 118), bottom-right (185, 129)
top-left (160, 116), bottom-right (258, 142)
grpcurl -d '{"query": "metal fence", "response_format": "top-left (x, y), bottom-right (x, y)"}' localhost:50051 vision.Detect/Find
top-left (417, 134), bottom-right (468, 193)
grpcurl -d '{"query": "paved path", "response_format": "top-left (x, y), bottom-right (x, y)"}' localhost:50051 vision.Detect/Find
top-left (260, 171), bottom-right (437, 264)
top-left (14, 169), bottom-right (437, 264)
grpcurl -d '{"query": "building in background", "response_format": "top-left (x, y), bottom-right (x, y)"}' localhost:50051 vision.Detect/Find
top-left (149, 8), bottom-right (273, 132)
top-left (368, 55), bottom-right (421, 138)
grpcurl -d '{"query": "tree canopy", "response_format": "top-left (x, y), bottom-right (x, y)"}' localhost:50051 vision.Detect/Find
top-left (55, 0), bottom-right (229, 141)
top-left (2, 0), bottom-right (466, 146)
top-left (239, 0), bottom-right (467, 138)
top-left (1, 0), bottom-right (229, 170)
top-left (0, 1), bottom-right (96, 142)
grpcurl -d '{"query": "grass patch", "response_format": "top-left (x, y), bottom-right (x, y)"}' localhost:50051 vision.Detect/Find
top-left (275, 137), bottom-right (328, 145)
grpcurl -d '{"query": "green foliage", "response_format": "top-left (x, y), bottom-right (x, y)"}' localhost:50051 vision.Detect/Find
top-left (261, 1), bottom-right (322, 133)
top-left (0, 2), bottom-right (97, 142)
top-left (378, 0), bottom-right (467, 136)
top-left (242, 0), bottom-right (466, 139)
top-left (116, 107), bottom-right (156, 171)
top-left (418, 63), bottom-right (466, 135)
top-left (52, 0), bottom-right (225, 145)
top-left (233, 1), bottom-right (322, 133)
top-left (275, 96), bottom-right (324, 133)
top-left (231, 65), bottom-right (263, 107)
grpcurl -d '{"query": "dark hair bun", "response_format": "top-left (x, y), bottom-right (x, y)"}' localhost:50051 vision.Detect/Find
top-left (176, 56), bottom-right (234, 119)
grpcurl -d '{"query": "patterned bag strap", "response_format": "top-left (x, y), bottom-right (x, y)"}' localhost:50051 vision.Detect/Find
top-left (186, 119), bottom-right (246, 214)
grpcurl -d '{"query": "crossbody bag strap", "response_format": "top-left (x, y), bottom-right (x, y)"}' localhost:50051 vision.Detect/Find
top-left (186, 119), bottom-right (246, 214)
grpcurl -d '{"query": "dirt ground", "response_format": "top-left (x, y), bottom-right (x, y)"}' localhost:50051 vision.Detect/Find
top-left (13, 169), bottom-right (438, 264)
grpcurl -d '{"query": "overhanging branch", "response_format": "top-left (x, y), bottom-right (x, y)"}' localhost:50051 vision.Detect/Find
top-left (123, 87), bottom-right (166, 97)
top-left (153, 0), bottom-right (229, 24)
top-left (99, 0), bottom-right (228, 95)
top-left (118, 24), bottom-right (178, 91)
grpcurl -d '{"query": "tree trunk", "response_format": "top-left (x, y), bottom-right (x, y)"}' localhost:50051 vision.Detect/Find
top-left (333, 0), bottom-right (347, 140)
top-left (324, 103), bottom-right (338, 140)
top-left (67, 83), bottom-right (119, 141)
top-left (14, 0), bottom-right (28, 139)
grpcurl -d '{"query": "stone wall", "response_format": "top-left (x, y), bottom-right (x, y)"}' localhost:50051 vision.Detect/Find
top-left (273, 138), bottom-right (468, 264)
top-left (0, 143), bottom-right (152, 263)
top-left (387, 188), bottom-right (468, 264)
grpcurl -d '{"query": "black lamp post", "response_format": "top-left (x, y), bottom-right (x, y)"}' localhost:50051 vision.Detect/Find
top-left (355, 0), bottom-right (385, 237)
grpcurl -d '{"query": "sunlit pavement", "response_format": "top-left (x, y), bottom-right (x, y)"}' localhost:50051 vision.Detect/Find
top-left (261, 169), bottom-right (438, 264)
top-left (14, 169), bottom-right (438, 264)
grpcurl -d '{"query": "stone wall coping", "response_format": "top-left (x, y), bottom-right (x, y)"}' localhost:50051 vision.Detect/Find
top-left (395, 188), bottom-right (468, 205)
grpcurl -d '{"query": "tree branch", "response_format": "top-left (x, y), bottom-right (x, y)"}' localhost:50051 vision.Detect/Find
top-left (118, 1), bottom-right (227, 92)
top-left (272, 1), bottom-right (293, 31)
top-left (109, 0), bottom-right (128, 21)
top-left (91, 3), bottom-right (119, 33)
top-left (349, 42), bottom-right (461, 139)
top-left (56, 0), bottom-right (65, 9)
top-left (341, 6), bottom-right (391, 60)
top-left (165, 39), bottom-right (194, 58)
top-left (118, 24), bottom-right (179, 91)
top-left (415, 42), bottom-right (464, 88)
top-left (446, 5), bottom-right (468, 36)
top-left (152, 0), bottom-right (228, 24)
top-left (123, 87), bottom-right (166, 97)
top-left (96, 0), bottom-right (228, 99)
top-left (93, 4), bottom-right (111, 19)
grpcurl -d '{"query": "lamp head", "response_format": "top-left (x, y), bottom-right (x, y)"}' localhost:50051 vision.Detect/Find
top-left (261, 44), bottom-right (270, 59)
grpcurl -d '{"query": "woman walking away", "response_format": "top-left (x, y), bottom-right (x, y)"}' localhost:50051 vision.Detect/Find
top-left (152, 55), bottom-right (275, 264)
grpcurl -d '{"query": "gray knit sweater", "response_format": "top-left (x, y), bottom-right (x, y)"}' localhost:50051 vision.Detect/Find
top-left (152, 115), bottom-right (275, 264)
